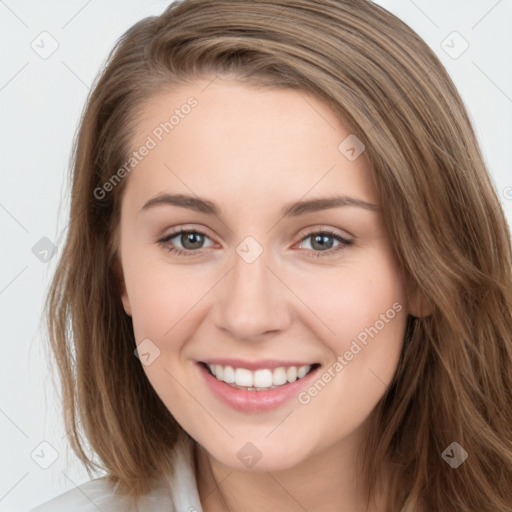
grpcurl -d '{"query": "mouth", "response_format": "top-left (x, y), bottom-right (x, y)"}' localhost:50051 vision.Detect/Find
top-left (199, 361), bottom-right (321, 392)
top-left (197, 358), bottom-right (323, 411)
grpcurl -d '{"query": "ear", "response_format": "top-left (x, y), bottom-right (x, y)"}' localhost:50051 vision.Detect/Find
top-left (407, 284), bottom-right (433, 318)
top-left (113, 256), bottom-right (132, 317)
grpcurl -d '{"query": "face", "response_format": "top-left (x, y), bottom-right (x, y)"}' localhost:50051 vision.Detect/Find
top-left (117, 77), bottom-right (415, 472)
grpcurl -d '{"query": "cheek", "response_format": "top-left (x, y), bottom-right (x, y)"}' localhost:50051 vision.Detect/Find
top-left (122, 251), bottom-right (214, 348)
top-left (302, 258), bottom-right (408, 416)
top-left (290, 257), bottom-right (407, 351)
top-left (289, 265), bottom-right (407, 447)
top-left (122, 257), bottom-right (211, 409)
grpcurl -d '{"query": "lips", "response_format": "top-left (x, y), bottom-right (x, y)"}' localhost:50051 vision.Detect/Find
top-left (197, 360), bottom-right (321, 412)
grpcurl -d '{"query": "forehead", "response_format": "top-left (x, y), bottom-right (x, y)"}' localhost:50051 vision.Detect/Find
top-left (123, 77), bottom-right (379, 212)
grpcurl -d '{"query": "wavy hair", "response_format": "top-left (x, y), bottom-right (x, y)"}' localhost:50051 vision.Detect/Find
top-left (45, 0), bottom-right (512, 510)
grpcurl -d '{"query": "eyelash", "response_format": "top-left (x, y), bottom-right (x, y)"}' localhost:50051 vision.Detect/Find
top-left (157, 229), bottom-right (353, 258)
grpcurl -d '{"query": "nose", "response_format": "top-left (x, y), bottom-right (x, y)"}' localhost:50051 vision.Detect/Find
top-left (212, 246), bottom-right (292, 342)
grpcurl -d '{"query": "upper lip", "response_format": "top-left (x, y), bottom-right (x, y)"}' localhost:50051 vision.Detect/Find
top-left (200, 359), bottom-right (319, 371)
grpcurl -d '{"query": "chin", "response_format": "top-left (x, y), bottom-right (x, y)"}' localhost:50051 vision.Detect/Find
top-left (202, 436), bottom-right (315, 473)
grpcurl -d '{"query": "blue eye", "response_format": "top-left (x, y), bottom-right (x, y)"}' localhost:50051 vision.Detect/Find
top-left (299, 231), bottom-right (353, 257)
top-left (158, 230), bottom-right (213, 256)
top-left (157, 229), bottom-right (352, 257)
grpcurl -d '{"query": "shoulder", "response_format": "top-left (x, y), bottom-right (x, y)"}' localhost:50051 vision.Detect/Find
top-left (31, 434), bottom-right (203, 512)
top-left (29, 477), bottom-right (129, 511)
top-left (30, 477), bottom-right (174, 511)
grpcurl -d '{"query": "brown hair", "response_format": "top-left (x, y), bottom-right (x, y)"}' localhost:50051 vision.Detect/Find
top-left (45, 0), bottom-right (512, 510)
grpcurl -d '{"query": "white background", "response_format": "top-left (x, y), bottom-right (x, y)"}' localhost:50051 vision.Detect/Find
top-left (0, 0), bottom-right (511, 510)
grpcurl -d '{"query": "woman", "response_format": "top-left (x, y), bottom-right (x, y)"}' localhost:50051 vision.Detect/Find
top-left (33, 0), bottom-right (512, 510)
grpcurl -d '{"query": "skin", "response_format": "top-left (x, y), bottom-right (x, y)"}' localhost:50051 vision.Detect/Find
top-left (116, 76), bottom-right (427, 512)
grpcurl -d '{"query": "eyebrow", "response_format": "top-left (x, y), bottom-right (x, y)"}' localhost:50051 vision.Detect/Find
top-left (139, 193), bottom-right (380, 217)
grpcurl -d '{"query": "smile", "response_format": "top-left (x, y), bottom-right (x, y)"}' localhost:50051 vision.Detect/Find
top-left (205, 363), bottom-right (315, 391)
top-left (198, 360), bottom-right (321, 412)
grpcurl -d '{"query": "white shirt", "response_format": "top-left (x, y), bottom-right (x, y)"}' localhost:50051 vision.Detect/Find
top-left (30, 434), bottom-right (204, 512)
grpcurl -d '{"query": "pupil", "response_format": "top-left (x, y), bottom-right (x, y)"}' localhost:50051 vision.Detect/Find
top-left (312, 234), bottom-right (333, 251)
top-left (182, 232), bottom-right (204, 250)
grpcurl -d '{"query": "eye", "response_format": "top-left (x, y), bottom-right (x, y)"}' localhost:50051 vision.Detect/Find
top-left (157, 228), bottom-right (353, 258)
top-left (298, 230), bottom-right (353, 257)
top-left (158, 229), bottom-right (214, 256)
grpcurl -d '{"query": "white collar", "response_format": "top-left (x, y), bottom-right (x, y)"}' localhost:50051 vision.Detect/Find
top-left (31, 433), bottom-right (204, 512)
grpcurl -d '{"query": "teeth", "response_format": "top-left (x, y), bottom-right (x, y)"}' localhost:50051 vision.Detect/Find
top-left (297, 366), bottom-right (309, 379)
top-left (273, 367), bottom-right (287, 385)
top-left (234, 368), bottom-right (253, 387)
top-left (206, 363), bottom-right (313, 390)
top-left (286, 366), bottom-right (297, 382)
top-left (214, 364), bottom-right (223, 381)
top-left (254, 369), bottom-right (273, 388)
top-left (223, 365), bottom-right (235, 383)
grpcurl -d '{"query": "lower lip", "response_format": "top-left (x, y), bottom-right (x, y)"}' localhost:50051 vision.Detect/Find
top-left (197, 363), bottom-right (320, 412)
